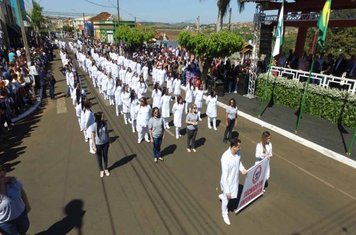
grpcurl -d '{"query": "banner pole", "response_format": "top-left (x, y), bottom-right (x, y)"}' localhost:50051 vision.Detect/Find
top-left (346, 128), bottom-right (356, 156)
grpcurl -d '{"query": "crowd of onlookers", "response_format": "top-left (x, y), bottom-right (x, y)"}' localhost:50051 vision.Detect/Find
top-left (275, 50), bottom-right (356, 79)
top-left (0, 38), bottom-right (54, 142)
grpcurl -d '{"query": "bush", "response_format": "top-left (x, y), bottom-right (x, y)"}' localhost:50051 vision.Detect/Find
top-left (256, 73), bottom-right (356, 128)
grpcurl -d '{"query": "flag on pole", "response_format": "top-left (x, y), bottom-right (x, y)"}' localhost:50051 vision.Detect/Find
top-left (272, 2), bottom-right (284, 57)
top-left (317, 0), bottom-right (332, 48)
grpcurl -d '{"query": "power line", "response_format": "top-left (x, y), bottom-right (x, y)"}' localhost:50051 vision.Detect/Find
top-left (83, 0), bottom-right (115, 8)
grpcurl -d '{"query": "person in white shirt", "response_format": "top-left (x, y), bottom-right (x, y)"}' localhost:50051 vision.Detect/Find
top-left (219, 138), bottom-right (247, 225)
top-left (120, 84), bottom-right (131, 125)
top-left (137, 76), bottom-right (147, 100)
top-left (185, 79), bottom-right (195, 114)
top-left (142, 62), bottom-right (149, 82)
top-left (255, 131), bottom-right (272, 189)
top-left (136, 97), bottom-right (151, 143)
top-left (106, 74), bottom-right (115, 105)
top-left (130, 90), bottom-right (139, 133)
top-left (206, 90), bottom-right (218, 130)
top-left (160, 87), bottom-right (171, 129)
top-left (172, 76), bottom-right (181, 102)
top-left (194, 83), bottom-right (205, 121)
top-left (114, 80), bottom-right (123, 116)
top-left (172, 96), bottom-right (185, 139)
top-left (151, 83), bottom-right (162, 109)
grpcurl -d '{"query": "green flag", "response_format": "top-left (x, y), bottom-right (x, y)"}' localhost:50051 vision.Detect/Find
top-left (317, 0), bottom-right (332, 48)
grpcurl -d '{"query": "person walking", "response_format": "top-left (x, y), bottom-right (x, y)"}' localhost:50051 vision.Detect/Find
top-left (255, 131), bottom-right (272, 189)
top-left (206, 90), bottom-right (218, 130)
top-left (136, 97), bottom-right (151, 143)
top-left (114, 79), bottom-right (123, 116)
top-left (81, 99), bottom-right (96, 154)
top-left (130, 90), bottom-right (139, 133)
top-left (184, 79), bottom-right (194, 114)
top-left (186, 104), bottom-right (199, 152)
top-left (172, 96), bottom-right (185, 139)
top-left (151, 82), bottom-right (162, 109)
top-left (219, 138), bottom-right (247, 225)
top-left (91, 112), bottom-right (111, 178)
top-left (194, 83), bottom-right (204, 121)
top-left (223, 98), bottom-right (238, 143)
top-left (160, 87), bottom-right (171, 129)
top-left (148, 107), bottom-right (165, 163)
top-left (121, 84), bottom-right (131, 125)
top-left (0, 166), bottom-right (31, 235)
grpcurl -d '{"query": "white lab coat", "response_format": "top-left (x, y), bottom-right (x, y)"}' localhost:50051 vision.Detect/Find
top-left (151, 89), bottom-right (162, 109)
top-left (121, 91), bottom-right (131, 113)
top-left (206, 95), bottom-right (218, 118)
top-left (255, 142), bottom-right (272, 180)
top-left (194, 89), bottom-right (204, 109)
top-left (172, 103), bottom-right (184, 128)
top-left (160, 95), bottom-right (171, 118)
top-left (114, 85), bottom-right (123, 105)
top-left (220, 148), bottom-right (245, 199)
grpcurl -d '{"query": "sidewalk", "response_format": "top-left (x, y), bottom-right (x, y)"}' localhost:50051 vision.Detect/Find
top-left (219, 91), bottom-right (356, 161)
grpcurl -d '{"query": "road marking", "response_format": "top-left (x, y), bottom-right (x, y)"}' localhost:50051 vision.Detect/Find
top-left (56, 97), bottom-right (68, 114)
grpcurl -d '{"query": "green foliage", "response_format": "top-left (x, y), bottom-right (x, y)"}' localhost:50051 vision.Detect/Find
top-left (177, 30), bottom-right (244, 58)
top-left (63, 25), bottom-right (74, 32)
top-left (29, 0), bottom-right (44, 32)
top-left (115, 26), bottom-right (155, 49)
top-left (256, 74), bottom-right (356, 127)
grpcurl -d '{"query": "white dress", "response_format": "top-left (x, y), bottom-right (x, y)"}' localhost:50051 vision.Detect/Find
top-left (194, 89), bottom-right (204, 109)
top-left (206, 95), bottom-right (218, 118)
top-left (151, 89), bottom-right (162, 109)
top-left (106, 78), bottom-right (115, 96)
top-left (121, 91), bottom-right (131, 113)
top-left (173, 78), bottom-right (181, 96)
top-left (160, 95), bottom-right (171, 118)
top-left (114, 85), bottom-right (123, 105)
top-left (185, 85), bottom-right (194, 103)
top-left (172, 103), bottom-right (184, 127)
top-left (130, 98), bottom-right (139, 121)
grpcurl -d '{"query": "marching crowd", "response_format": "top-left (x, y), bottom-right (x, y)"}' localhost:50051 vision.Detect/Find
top-left (58, 38), bottom-right (273, 226)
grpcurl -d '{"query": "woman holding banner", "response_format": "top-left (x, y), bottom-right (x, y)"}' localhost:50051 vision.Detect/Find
top-left (219, 138), bottom-right (247, 225)
top-left (255, 131), bottom-right (273, 190)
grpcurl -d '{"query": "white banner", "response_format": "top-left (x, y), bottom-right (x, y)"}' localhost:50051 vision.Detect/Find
top-left (236, 157), bottom-right (269, 213)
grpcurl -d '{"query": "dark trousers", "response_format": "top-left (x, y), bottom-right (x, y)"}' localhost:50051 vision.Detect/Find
top-left (187, 128), bottom-right (197, 149)
top-left (96, 142), bottom-right (109, 171)
top-left (0, 209), bottom-right (29, 235)
top-left (223, 118), bottom-right (235, 141)
top-left (153, 136), bottom-right (163, 158)
top-left (49, 85), bottom-right (55, 99)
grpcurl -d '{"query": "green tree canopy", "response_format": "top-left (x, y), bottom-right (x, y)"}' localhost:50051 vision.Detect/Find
top-left (63, 25), bottom-right (74, 32)
top-left (28, 0), bottom-right (44, 32)
top-left (115, 26), bottom-right (155, 51)
top-left (178, 30), bottom-right (244, 80)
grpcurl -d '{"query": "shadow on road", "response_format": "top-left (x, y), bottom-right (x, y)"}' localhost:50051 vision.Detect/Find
top-left (195, 137), bottom-right (206, 148)
top-left (35, 199), bottom-right (85, 235)
top-left (109, 154), bottom-right (136, 171)
top-left (161, 144), bottom-right (177, 157)
top-left (0, 106), bottom-right (44, 168)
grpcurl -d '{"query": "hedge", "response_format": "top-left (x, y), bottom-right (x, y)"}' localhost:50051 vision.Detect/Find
top-left (256, 73), bottom-right (356, 128)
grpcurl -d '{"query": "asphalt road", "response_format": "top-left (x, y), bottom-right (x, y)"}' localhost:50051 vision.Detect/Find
top-left (3, 50), bottom-right (356, 235)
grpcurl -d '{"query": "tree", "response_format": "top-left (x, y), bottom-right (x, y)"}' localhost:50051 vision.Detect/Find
top-left (115, 26), bottom-right (155, 52)
top-left (28, 0), bottom-right (44, 33)
top-left (201, 0), bottom-right (245, 32)
top-left (178, 30), bottom-right (244, 81)
top-left (63, 25), bottom-right (74, 32)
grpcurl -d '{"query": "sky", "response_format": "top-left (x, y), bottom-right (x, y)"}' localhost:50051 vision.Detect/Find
top-left (28, 0), bottom-right (257, 24)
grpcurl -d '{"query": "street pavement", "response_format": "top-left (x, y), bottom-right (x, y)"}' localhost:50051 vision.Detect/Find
top-left (1, 50), bottom-right (356, 235)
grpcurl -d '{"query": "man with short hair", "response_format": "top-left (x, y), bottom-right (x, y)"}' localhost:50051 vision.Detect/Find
top-left (219, 138), bottom-right (248, 225)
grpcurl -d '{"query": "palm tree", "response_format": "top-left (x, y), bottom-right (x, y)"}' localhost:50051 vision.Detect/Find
top-left (201, 0), bottom-right (245, 32)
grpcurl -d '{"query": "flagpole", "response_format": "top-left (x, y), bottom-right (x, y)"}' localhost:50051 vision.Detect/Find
top-left (258, 1), bottom-right (284, 117)
top-left (295, 36), bottom-right (318, 132)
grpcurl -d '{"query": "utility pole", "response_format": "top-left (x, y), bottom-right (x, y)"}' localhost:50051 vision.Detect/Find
top-left (82, 12), bottom-right (85, 37)
top-left (16, 0), bottom-right (31, 67)
top-left (117, 0), bottom-right (120, 26)
top-left (228, 8), bottom-right (232, 31)
top-left (196, 16), bottom-right (200, 32)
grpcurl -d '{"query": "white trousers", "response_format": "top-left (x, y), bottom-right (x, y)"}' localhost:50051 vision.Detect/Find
top-left (137, 125), bottom-right (149, 141)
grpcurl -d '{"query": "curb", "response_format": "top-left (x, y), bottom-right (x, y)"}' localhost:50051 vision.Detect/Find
top-left (182, 85), bottom-right (356, 169)
top-left (11, 88), bottom-right (42, 123)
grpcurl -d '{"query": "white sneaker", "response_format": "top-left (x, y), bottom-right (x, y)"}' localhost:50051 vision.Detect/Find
top-left (176, 136), bottom-right (179, 139)
top-left (145, 138), bottom-right (150, 143)
top-left (222, 215), bottom-right (231, 225)
top-left (208, 125), bottom-right (212, 129)
top-left (132, 129), bottom-right (136, 133)
top-left (154, 158), bottom-right (158, 163)
top-left (138, 139), bottom-right (142, 144)
top-left (214, 127), bottom-right (217, 131)
top-left (89, 150), bottom-right (96, 154)
top-left (218, 194), bottom-right (224, 201)
top-left (104, 169), bottom-right (110, 176)
top-left (100, 171), bottom-right (104, 178)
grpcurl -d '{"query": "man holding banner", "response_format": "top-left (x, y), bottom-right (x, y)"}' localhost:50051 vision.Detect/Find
top-left (219, 138), bottom-right (247, 225)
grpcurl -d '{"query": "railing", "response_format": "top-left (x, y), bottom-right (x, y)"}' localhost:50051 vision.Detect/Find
top-left (270, 66), bottom-right (356, 95)
top-left (259, 12), bottom-right (356, 24)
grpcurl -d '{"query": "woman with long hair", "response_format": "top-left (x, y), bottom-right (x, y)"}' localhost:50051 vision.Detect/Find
top-left (206, 89), bottom-right (218, 130)
top-left (151, 82), bottom-right (162, 109)
top-left (114, 79), bottom-right (123, 116)
top-left (186, 104), bottom-right (199, 152)
top-left (120, 84), bottom-right (131, 125)
top-left (130, 90), bottom-right (139, 133)
top-left (92, 112), bottom-right (111, 178)
top-left (223, 98), bottom-right (238, 143)
top-left (255, 131), bottom-right (272, 189)
top-left (148, 107), bottom-right (165, 163)
top-left (185, 79), bottom-right (194, 114)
